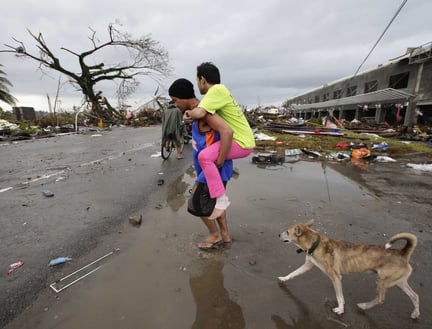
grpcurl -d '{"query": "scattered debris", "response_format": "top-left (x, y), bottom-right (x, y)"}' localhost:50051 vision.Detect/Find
top-left (42, 189), bottom-right (54, 197)
top-left (406, 163), bottom-right (432, 171)
top-left (376, 156), bottom-right (397, 162)
top-left (248, 259), bottom-right (257, 266)
top-left (327, 152), bottom-right (351, 161)
top-left (7, 260), bottom-right (24, 275)
top-left (351, 148), bottom-right (371, 159)
top-left (49, 248), bottom-right (120, 293)
top-left (252, 152), bottom-right (284, 164)
top-left (48, 257), bottom-right (72, 267)
top-left (0, 119), bottom-right (19, 131)
top-left (301, 149), bottom-right (321, 158)
top-left (254, 132), bottom-right (276, 141)
top-left (372, 142), bottom-right (389, 151)
top-left (285, 149), bottom-right (303, 156)
top-left (359, 132), bottom-right (381, 139)
top-left (252, 153), bottom-right (273, 163)
top-left (128, 214), bottom-right (143, 226)
top-left (264, 122), bottom-right (344, 136)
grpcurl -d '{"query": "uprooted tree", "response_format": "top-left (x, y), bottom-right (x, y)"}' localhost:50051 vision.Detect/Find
top-left (1, 23), bottom-right (171, 121)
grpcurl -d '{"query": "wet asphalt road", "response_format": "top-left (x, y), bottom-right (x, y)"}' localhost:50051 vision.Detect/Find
top-left (1, 127), bottom-right (432, 329)
top-left (0, 126), bottom-right (191, 327)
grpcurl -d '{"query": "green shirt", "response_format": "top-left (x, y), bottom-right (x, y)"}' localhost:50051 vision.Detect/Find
top-left (199, 84), bottom-right (255, 149)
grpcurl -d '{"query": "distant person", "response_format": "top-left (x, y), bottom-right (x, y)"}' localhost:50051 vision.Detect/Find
top-left (183, 62), bottom-right (255, 219)
top-left (161, 101), bottom-right (184, 159)
top-left (169, 78), bottom-right (233, 249)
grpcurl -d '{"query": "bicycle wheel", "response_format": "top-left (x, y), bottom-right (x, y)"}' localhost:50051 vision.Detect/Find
top-left (161, 138), bottom-right (173, 160)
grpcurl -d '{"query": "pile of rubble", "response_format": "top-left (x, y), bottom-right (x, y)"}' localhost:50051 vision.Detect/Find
top-left (243, 110), bottom-right (432, 143)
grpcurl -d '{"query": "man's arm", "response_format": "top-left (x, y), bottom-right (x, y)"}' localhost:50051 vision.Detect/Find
top-left (204, 113), bottom-right (233, 168)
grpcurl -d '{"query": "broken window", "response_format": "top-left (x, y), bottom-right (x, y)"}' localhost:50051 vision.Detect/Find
top-left (323, 92), bottom-right (330, 101)
top-left (333, 90), bottom-right (342, 99)
top-left (364, 80), bottom-right (378, 93)
top-left (389, 72), bottom-right (409, 89)
top-left (346, 86), bottom-right (357, 97)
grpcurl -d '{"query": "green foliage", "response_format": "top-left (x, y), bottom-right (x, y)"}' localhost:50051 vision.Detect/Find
top-left (0, 64), bottom-right (18, 106)
top-left (0, 108), bottom-right (15, 121)
top-left (18, 121), bottom-right (39, 135)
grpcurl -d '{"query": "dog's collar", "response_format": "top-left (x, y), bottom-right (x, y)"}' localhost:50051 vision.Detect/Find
top-left (296, 235), bottom-right (321, 255)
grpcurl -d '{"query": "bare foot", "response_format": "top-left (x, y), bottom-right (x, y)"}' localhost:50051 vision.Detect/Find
top-left (220, 232), bottom-right (232, 243)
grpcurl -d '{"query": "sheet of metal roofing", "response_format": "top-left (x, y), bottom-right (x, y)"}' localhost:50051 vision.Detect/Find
top-left (291, 88), bottom-right (413, 111)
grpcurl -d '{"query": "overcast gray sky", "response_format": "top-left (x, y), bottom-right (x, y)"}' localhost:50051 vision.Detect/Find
top-left (1, 0), bottom-right (430, 112)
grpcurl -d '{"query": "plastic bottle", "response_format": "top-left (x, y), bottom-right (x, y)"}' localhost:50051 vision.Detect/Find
top-left (48, 257), bottom-right (72, 266)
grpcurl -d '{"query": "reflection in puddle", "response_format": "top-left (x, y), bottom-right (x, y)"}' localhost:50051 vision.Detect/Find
top-left (190, 259), bottom-right (245, 329)
top-left (166, 174), bottom-right (189, 211)
top-left (171, 165), bottom-right (242, 214)
top-left (272, 284), bottom-right (327, 329)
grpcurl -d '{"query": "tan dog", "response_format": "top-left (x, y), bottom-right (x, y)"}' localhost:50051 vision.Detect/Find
top-left (278, 220), bottom-right (420, 319)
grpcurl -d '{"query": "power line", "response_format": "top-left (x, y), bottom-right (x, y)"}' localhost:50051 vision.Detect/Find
top-left (353, 0), bottom-right (408, 77)
top-left (329, 0), bottom-right (409, 110)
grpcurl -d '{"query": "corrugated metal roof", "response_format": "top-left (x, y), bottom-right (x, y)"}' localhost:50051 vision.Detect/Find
top-left (290, 88), bottom-right (414, 111)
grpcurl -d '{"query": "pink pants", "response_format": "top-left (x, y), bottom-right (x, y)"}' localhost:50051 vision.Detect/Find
top-left (198, 141), bottom-right (253, 198)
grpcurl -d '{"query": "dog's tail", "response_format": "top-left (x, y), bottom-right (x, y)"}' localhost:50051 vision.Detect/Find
top-left (385, 233), bottom-right (417, 259)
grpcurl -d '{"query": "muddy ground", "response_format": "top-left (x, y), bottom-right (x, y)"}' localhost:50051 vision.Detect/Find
top-left (1, 126), bottom-right (431, 329)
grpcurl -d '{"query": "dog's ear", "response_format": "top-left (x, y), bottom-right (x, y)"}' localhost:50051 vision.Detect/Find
top-left (305, 219), bottom-right (314, 227)
top-left (294, 225), bottom-right (303, 237)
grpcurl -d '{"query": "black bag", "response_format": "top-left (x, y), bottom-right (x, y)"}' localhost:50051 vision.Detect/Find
top-left (187, 182), bottom-right (216, 217)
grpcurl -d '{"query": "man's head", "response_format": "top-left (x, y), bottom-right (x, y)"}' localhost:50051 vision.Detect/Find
top-left (196, 62), bottom-right (220, 95)
top-left (168, 78), bottom-right (196, 111)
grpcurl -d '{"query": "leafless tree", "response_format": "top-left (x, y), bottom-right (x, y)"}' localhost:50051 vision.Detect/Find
top-left (1, 23), bottom-right (171, 120)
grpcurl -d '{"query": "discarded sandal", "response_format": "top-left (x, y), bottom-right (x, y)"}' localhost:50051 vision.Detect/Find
top-left (198, 239), bottom-right (223, 251)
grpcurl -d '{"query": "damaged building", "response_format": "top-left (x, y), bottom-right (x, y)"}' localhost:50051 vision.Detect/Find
top-left (285, 41), bottom-right (432, 126)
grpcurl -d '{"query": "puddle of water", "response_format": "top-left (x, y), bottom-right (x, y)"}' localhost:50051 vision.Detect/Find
top-left (6, 158), bottom-right (428, 329)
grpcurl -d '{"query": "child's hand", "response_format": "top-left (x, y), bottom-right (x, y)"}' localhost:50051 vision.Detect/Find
top-left (215, 158), bottom-right (224, 168)
top-left (183, 111), bottom-right (193, 122)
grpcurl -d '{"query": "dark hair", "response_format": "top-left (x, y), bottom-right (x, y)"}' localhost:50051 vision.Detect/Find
top-left (197, 62), bottom-right (220, 84)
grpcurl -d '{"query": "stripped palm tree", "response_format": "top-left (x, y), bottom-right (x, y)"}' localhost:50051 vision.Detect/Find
top-left (0, 64), bottom-right (17, 106)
